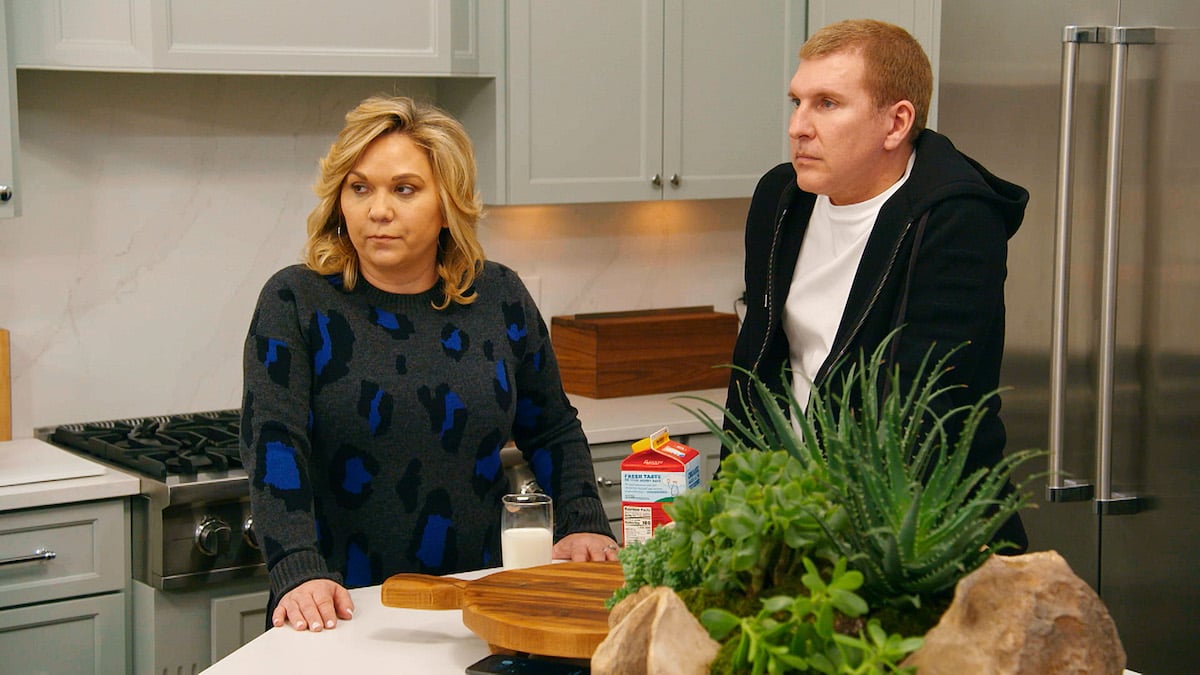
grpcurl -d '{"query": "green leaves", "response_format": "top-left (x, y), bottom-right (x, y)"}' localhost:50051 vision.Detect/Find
top-left (609, 443), bottom-right (846, 614)
top-left (701, 557), bottom-right (921, 674)
top-left (609, 334), bottom-right (1044, 671)
top-left (605, 523), bottom-right (699, 609)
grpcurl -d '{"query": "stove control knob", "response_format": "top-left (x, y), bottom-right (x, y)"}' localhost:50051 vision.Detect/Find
top-left (195, 516), bottom-right (232, 557)
top-left (242, 515), bottom-right (259, 550)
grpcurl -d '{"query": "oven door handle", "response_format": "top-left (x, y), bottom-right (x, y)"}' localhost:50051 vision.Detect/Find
top-left (0, 548), bottom-right (57, 566)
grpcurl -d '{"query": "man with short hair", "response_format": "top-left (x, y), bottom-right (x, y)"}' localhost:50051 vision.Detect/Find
top-left (723, 19), bottom-right (1028, 550)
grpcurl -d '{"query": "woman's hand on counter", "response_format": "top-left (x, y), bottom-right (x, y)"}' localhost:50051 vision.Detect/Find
top-left (274, 579), bottom-right (355, 632)
top-left (553, 532), bottom-right (620, 562)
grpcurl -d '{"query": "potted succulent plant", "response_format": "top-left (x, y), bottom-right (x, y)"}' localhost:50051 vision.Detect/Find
top-left (608, 337), bottom-right (1043, 673)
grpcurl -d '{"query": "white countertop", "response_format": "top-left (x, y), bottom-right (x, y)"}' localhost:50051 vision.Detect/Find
top-left (203, 562), bottom-right (1143, 675)
top-left (569, 387), bottom-right (726, 444)
top-left (0, 438), bottom-right (140, 512)
top-left (203, 568), bottom-right (498, 674)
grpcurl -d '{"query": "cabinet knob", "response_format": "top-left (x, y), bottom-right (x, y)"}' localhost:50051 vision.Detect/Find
top-left (596, 476), bottom-right (621, 489)
top-left (669, 174), bottom-right (680, 187)
top-left (242, 515), bottom-right (259, 550)
top-left (195, 516), bottom-right (232, 557)
top-left (650, 174), bottom-right (662, 188)
top-left (0, 185), bottom-right (12, 202)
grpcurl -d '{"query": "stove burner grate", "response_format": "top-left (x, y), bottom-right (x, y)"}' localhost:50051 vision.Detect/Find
top-left (51, 409), bottom-right (243, 480)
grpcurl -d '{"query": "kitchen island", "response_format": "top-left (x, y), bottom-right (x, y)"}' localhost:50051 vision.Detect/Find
top-left (203, 563), bottom-right (1143, 675)
top-left (201, 387), bottom-right (726, 673)
top-left (202, 568), bottom-right (497, 674)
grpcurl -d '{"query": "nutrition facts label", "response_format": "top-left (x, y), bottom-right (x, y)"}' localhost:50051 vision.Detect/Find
top-left (622, 505), bottom-right (653, 544)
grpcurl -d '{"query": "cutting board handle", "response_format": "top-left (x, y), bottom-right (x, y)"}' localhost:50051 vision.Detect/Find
top-left (380, 574), bottom-right (469, 609)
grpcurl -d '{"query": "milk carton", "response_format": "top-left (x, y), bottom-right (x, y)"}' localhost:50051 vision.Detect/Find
top-left (620, 427), bottom-right (702, 545)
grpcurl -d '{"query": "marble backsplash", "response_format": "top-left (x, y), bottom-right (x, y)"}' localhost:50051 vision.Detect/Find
top-left (0, 70), bottom-right (747, 435)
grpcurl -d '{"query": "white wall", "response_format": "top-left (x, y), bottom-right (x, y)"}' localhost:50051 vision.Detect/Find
top-left (0, 70), bottom-right (747, 435)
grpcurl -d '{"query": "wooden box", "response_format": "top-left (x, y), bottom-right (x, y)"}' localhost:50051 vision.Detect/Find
top-left (550, 306), bottom-right (738, 399)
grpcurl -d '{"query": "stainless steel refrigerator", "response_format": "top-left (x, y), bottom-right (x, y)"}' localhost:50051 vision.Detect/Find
top-left (937, 2), bottom-right (1199, 672)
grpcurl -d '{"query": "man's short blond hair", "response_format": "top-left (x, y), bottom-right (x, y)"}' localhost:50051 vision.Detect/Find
top-left (800, 19), bottom-right (932, 142)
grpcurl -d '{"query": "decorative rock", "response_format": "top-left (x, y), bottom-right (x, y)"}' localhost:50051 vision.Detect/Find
top-left (592, 586), bottom-right (720, 675)
top-left (904, 550), bottom-right (1126, 674)
top-left (607, 584), bottom-right (657, 629)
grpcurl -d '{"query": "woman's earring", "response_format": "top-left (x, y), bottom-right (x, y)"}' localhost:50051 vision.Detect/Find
top-left (336, 225), bottom-right (342, 239)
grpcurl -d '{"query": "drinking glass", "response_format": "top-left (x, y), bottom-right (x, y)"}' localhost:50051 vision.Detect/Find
top-left (501, 493), bottom-right (553, 569)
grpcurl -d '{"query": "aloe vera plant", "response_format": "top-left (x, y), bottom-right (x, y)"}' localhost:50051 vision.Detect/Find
top-left (684, 336), bottom-right (1043, 607)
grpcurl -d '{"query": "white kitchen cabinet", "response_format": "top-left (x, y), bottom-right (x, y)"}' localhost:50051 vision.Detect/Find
top-left (0, 498), bottom-right (130, 673)
top-left (210, 589), bottom-right (269, 663)
top-left (11, 0), bottom-right (492, 76)
top-left (503, 0), bottom-right (805, 204)
top-left (0, 592), bottom-right (127, 674)
top-left (0, 0), bottom-right (19, 219)
top-left (687, 432), bottom-right (724, 482)
top-left (590, 444), bottom-right (625, 537)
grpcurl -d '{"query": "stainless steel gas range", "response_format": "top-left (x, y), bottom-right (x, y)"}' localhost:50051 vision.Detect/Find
top-left (38, 409), bottom-right (270, 673)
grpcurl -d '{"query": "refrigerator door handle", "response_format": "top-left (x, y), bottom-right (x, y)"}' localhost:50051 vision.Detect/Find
top-left (1093, 27), bottom-right (1158, 516)
top-left (1048, 26), bottom-right (1104, 504)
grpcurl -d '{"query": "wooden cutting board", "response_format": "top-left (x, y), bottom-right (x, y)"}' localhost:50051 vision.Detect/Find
top-left (381, 561), bottom-right (624, 659)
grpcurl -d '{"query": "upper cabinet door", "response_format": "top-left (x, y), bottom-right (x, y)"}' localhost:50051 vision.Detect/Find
top-left (152, 0), bottom-right (483, 75)
top-left (10, 0), bottom-right (156, 70)
top-left (505, 0), bottom-right (804, 205)
top-left (506, 0), bottom-right (664, 204)
top-left (1, 0), bottom-right (19, 219)
top-left (11, 0), bottom-right (488, 75)
top-left (663, 0), bottom-right (805, 201)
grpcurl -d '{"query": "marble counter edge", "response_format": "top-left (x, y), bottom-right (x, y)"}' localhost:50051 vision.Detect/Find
top-left (570, 387), bottom-right (726, 445)
top-left (0, 462), bottom-right (140, 512)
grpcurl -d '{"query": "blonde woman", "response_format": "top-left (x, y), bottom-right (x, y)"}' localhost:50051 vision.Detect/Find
top-left (240, 96), bottom-right (617, 633)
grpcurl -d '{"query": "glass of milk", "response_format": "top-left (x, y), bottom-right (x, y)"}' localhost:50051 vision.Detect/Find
top-left (501, 493), bottom-right (554, 569)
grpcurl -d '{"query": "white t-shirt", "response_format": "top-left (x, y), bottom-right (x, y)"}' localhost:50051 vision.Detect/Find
top-left (784, 152), bottom-right (916, 414)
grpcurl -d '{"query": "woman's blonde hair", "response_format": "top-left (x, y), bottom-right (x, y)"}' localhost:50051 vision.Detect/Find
top-left (303, 95), bottom-right (484, 308)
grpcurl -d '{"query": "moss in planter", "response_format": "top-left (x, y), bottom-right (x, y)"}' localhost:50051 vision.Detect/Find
top-left (869, 592), bottom-right (952, 638)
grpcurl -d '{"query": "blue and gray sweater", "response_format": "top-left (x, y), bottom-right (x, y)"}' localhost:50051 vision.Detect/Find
top-left (240, 262), bottom-right (612, 602)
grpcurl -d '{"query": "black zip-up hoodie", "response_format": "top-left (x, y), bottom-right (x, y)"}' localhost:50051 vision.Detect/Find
top-left (723, 129), bottom-right (1030, 549)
